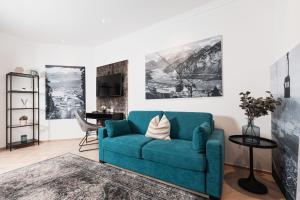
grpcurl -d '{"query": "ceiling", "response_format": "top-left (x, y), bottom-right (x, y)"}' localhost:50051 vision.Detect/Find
top-left (0, 0), bottom-right (213, 45)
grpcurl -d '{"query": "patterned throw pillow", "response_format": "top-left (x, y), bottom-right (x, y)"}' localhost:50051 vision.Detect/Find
top-left (145, 114), bottom-right (171, 140)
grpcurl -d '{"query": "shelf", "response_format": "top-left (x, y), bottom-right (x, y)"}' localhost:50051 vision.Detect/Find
top-left (7, 90), bottom-right (38, 93)
top-left (6, 71), bottom-right (40, 151)
top-left (7, 139), bottom-right (38, 148)
top-left (7, 108), bottom-right (39, 110)
top-left (7, 123), bottom-right (39, 128)
top-left (7, 72), bottom-right (39, 78)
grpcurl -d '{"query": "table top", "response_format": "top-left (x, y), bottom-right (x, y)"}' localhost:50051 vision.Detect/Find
top-left (229, 135), bottom-right (277, 149)
top-left (85, 112), bottom-right (124, 120)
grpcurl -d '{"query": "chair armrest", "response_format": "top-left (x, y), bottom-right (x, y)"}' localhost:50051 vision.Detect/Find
top-left (206, 128), bottom-right (225, 198)
top-left (99, 127), bottom-right (108, 161)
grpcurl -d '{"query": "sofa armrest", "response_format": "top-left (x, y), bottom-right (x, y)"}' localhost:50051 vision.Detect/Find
top-left (99, 127), bottom-right (108, 161)
top-left (206, 128), bottom-right (224, 198)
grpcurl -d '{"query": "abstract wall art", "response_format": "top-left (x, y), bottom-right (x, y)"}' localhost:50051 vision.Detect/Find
top-left (145, 35), bottom-right (222, 99)
top-left (45, 65), bottom-right (85, 120)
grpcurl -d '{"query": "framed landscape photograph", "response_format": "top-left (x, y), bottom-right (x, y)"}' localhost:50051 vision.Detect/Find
top-left (45, 65), bottom-right (86, 120)
top-left (145, 35), bottom-right (222, 99)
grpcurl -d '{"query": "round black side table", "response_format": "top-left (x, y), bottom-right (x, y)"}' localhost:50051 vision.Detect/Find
top-left (228, 135), bottom-right (277, 194)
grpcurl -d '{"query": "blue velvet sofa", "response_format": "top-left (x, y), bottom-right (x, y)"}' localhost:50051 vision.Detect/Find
top-left (99, 111), bottom-right (224, 199)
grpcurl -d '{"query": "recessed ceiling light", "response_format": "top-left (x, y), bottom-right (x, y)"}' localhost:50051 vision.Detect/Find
top-left (101, 19), bottom-right (106, 24)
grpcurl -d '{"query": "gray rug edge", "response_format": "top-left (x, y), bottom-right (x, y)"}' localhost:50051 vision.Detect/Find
top-left (0, 152), bottom-right (208, 199)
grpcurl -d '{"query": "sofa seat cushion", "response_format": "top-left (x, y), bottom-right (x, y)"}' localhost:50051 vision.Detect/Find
top-left (142, 139), bottom-right (206, 171)
top-left (102, 134), bottom-right (153, 159)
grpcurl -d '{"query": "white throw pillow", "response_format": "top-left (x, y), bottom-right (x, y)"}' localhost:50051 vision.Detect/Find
top-left (145, 114), bottom-right (171, 140)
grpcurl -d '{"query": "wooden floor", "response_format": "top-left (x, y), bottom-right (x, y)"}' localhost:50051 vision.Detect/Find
top-left (0, 139), bottom-right (284, 200)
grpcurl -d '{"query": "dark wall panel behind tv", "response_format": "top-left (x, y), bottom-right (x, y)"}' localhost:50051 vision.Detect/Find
top-left (96, 60), bottom-right (128, 115)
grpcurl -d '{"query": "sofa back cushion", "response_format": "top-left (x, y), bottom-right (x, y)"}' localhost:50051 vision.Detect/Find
top-left (128, 111), bottom-right (163, 134)
top-left (164, 111), bottom-right (213, 140)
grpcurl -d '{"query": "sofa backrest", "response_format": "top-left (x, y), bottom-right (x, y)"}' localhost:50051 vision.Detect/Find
top-left (128, 111), bottom-right (163, 134)
top-left (164, 111), bottom-right (213, 140)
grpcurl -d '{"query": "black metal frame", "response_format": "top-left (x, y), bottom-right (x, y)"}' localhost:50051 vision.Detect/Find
top-left (78, 112), bottom-right (124, 152)
top-left (6, 72), bottom-right (40, 151)
top-left (78, 131), bottom-right (99, 152)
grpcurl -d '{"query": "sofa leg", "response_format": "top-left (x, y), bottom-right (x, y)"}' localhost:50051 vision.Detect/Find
top-left (209, 196), bottom-right (220, 200)
top-left (99, 160), bottom-right (105, 164)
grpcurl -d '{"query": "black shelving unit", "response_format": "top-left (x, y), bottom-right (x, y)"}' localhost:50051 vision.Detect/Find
top-left (6, 72), bottom-right (40, 151)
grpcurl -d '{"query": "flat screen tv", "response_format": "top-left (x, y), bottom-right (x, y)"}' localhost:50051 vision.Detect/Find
top-left (97, 73), bottom-right (123, 97)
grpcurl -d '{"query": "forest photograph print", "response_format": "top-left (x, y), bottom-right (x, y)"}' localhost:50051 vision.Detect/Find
top-left (145, 35), bottom-right (222, 99)
top-left (46, 65), bottom-right (86, 120)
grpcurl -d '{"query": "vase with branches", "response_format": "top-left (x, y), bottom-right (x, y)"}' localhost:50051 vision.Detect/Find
top-left (239, 91), bottom-right (281, 141)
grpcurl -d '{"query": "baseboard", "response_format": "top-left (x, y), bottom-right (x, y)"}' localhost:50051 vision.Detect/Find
top-left (40, 135), bottom-right (97, 142)
top-left (224, 162), bottom-right (271, 175)
top-left (40, 138), bottom-right (81, 142)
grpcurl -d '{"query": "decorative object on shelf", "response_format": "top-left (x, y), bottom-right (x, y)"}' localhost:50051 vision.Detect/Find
top-left (21, 98), bottom-right (28, 108)
top-left (19, 115), bottom-right (28, 126)
top-left (145, 35), bottom-right (222, 99)
top-left (30, 70), bottom-right (39, 76)
top-left (14, 67), bottom-right (24, 73)
top-left (239, 91), bottom-right (281, 143)
top-left (100, 105), bottom-right (107, 113)
top-left (21, 135), bottom-right (27, 144)
top-left (45, 65), bottom-right (86, 120)
top-left (271, 43), bottom-right (300, 200)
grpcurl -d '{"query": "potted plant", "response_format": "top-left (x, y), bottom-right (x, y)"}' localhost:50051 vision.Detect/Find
top-left (239, 91), bottom-right (281, 142)
top-left (19, 115), bottom-right (28, 126)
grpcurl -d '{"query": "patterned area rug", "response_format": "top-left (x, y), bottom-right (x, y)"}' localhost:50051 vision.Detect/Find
top-left (0, 153), bottom-right (206, 200)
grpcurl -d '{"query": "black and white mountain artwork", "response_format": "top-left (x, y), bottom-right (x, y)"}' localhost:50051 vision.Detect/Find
top-left (145, 35), bottom-right (222, 99)
top-left (271, 43), bottom-right (300, 200)
top-left (45, 65), bottom-right (85, 120)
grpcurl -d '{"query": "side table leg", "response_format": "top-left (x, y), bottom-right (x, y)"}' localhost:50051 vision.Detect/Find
top-left (238, 146), bottom-right (268, 194)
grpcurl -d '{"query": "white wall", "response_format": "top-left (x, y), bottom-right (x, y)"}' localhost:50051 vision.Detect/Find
top-left (92, 0), bottom-right (300, 171)
top-left (0, 33), bottom-right (95, 147)
top-left (0, 0), bottom-right (299, 172)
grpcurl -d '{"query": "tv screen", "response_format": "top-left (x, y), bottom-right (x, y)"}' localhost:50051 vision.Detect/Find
top-left (97, 73), bottom-right (122, 97)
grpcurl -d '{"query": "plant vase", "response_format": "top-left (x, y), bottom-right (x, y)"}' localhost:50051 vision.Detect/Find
top-left (20, 120), bottom-right (27, 126)
top-left (242, 119), bottom-right (260, 144)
